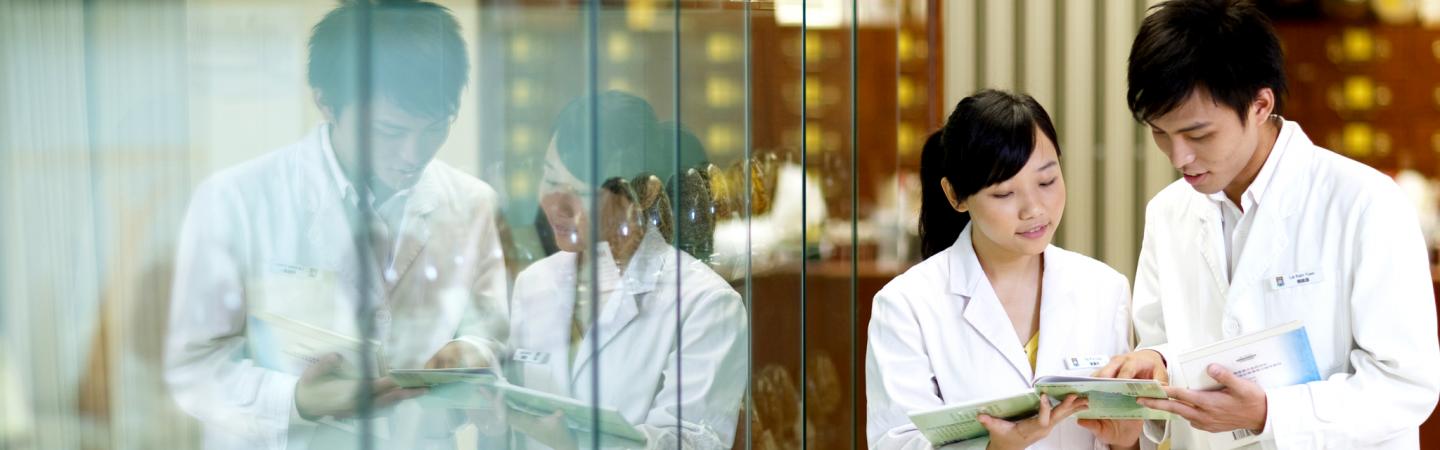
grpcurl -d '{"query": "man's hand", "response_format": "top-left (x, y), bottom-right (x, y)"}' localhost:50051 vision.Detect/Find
top-left (980, 394), bottom-right (1088, 450)
top-left (1135, 364), bottom-right (1268, 433)
top-left (1076, 419), bottom-right (1141, 450)
top-left (1094, 349), bottom-right (1169, 384)
top-left (425, 340), bottom-right (494, 369)
top-left (294, 353), bottom-right (426, 420)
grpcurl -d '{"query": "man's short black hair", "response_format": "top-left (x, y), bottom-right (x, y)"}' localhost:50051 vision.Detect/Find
top-left (1127, 0), bottom-right (1287, 124)
top-left (307, 0), bottom-right (468, 120)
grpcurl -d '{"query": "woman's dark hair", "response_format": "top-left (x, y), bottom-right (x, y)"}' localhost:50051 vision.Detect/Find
top-left (919, 89), bottom-right (1062, 259)
top-left (537, 92), bottom-right (716, 261)
top-left (1127, 0), bottom-right (1287, 124)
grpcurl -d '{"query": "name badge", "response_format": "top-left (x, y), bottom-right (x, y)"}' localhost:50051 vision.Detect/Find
top-left (1269, 271), bottom-right (1320, 291)
top-left (266, 262), bottom-right (325, 279)
top-left (513, 349), bottom-right (551, 365)
top-left (1064, 355), bottom-right (1110, 371)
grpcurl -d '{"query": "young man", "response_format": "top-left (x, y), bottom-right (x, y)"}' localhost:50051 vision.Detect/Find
top-left (1096, 0), bottom-right (1440, 448)
top-left (164, 2), bottom-right (507, 449)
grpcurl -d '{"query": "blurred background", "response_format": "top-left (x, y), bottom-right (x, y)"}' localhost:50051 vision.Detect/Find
top-left (2, 0), bottom-right (1440, 448)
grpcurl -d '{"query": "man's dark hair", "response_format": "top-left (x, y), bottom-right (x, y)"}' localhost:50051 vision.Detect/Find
top-left (307, 0), bottom-right (468, 120)
top-left (1127, 0), bottom-right (1287, 124)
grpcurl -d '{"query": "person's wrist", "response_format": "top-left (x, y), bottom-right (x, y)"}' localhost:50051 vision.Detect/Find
top-left (294, 384), bottom-right (318, 420)
top-left (1250, 393), bottom-right (1269, 432)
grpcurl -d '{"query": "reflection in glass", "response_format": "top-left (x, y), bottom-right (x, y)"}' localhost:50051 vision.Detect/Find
top-left (163, 2), bottom-right (507, 448)
top-left (499, 91), bottom-right (749, 449)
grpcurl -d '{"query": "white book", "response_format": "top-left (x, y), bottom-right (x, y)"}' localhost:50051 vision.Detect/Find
top-left (246, 311), bottom-right (389, 438)
top-left (247, 311), bottom-right (384, 377)
top-left (1169, 320), bottom-right (1322, 449)
top-left (909, 376), bottom-right (1168, 446)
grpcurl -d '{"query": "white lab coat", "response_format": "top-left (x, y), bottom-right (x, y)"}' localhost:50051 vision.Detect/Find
top-left (1133, 120), bottom-right (1440, 449)
top-left (867, 224), bottom-right (1134, 450)
top-left (505, 226), bottom-right (748, 449)
top-left (164, 124), bottom-right (509, 450)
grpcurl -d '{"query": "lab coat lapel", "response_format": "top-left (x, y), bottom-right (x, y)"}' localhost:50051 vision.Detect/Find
top-left (1193, 196), bottom-right (1231, 298)
top-left (570, 231), bottom-right (666, 384)
top-left (1033, 246), bottom-right (1074, 378)
top-left (294, 127), bottom-right (383, 307)
top-left (385, 174), bottom-right (439, 296)
top-left (1228, 126), bottom-right (1310, 302)
top-left (952, 226), bottom-right (1033, 382)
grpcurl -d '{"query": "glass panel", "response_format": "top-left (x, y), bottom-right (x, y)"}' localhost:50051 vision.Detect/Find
top-left (1, 0), bottom-right (946, 449)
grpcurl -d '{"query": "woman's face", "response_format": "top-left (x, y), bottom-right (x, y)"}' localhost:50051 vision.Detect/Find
top-left (538, 137), bottom-right (641, 254)
top-left (953, 130), bottom-right (1065, 259)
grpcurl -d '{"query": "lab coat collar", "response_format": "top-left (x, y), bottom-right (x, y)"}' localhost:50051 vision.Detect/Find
top-left (315, 122), bottom-right (441, 218)
top-left (949, 223), bottom-right (1062, 381)
top-left (1205, 117), bottom-right (1289, 213)
top-left (1225, 120), bottom-right (1311, 294)
top-left (298, 123), bottom-right (442, 295)
top-left (570, 226), bottom-right (672, 382)
top-left (1192, 119), bottom-right (1313, 294)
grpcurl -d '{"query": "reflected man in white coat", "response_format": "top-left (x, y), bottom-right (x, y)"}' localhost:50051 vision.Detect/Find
top-left (164, 1), bottom-right (507, 449)
top-left (1097, 1), bottom-right (1440, 448)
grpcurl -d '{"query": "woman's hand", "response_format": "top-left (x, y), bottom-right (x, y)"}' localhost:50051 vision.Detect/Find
top-left (980, 394), bottom-right (1088, 450)
top-left (1077, 418), bottom-right (1142, 449)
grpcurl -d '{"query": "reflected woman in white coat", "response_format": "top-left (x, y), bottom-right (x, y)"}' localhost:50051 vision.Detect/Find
top-left (485, 92), bottom-right (748, 450)
top-left (866, 90), bottom-right (1141, 450)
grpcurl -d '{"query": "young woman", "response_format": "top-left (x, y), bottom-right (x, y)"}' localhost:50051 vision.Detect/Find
top-left (493, 91), bottom-right (747, 450)
top-left (866, 90), bottom-right (1141, 450)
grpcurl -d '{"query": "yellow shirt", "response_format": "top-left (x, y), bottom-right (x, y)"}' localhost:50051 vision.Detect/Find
top-left (1024, 332), bottom-right (1039, 371)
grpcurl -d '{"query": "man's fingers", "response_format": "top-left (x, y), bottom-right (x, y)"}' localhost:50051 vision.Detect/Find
top-left (374, 387), bottom-right (428, 408)
top-left (1136, 398), bottom-right (1201, 421)
top-left (1161, 386), bottom-right (1207, 407)
top-left (1206, 364), bottom-right (1249, 391)
top-left (1076, 418), bottom-right (1102, 433)
top-left (1093, 359), bottom-right (1123, 378)
top-left (424, 356), bottom-right (446, 369)
top-left (372, 377), bottom-right (401, 393)
top-left (1118, 360), bottom-right (1154, 380)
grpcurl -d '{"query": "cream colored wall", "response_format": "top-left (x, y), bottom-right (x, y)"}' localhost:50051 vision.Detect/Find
top-left (943, 0), bottom-right (1177, 279)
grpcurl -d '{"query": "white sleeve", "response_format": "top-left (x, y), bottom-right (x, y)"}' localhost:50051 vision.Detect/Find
top-left (631, 285), bottom-right (748, 450)
top-left (452, 199), bottom-right (509, 363)
top-left (1265, 191), bottom-right (1440, 448)
top-left (1131, 205), bottom-right (1173, 363)
top-left (163, 182), bottom-right (306, 450)
top-left (1131, 208), bottom-right (1173, 448)
top-left (867, 288), bottom-right (957, 450)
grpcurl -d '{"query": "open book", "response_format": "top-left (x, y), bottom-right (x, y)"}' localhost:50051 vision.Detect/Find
top-left (909, 375), bottom-right (1169, 446)
top-left (1169, 321), bottom-right (1321, 449)
top-left (421, 379), bottom-right (648, 445)
top-left (389, 367), bottom-right (500, 388)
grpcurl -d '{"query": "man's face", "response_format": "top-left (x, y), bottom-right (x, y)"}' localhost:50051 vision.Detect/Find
top-left (1146, 88), bottom-right (1268, 195)
top-left (330, 96), bottom-right (453, 192)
